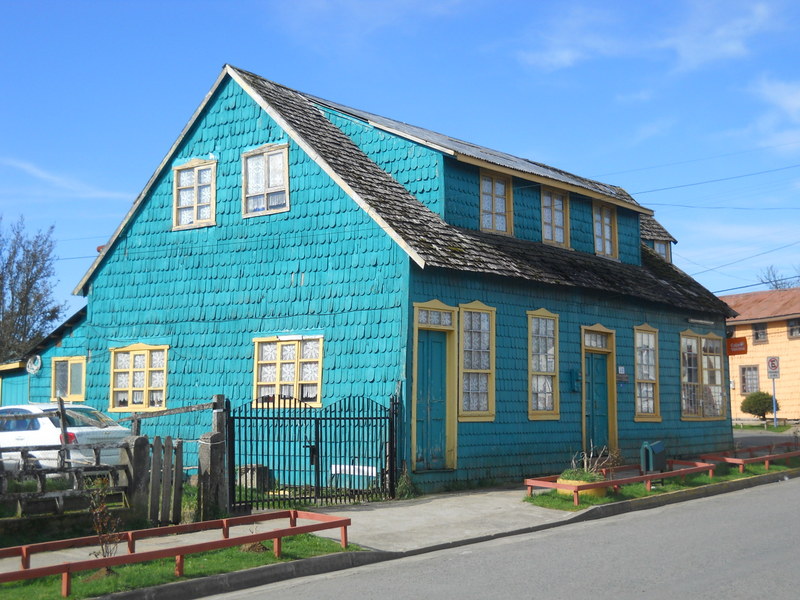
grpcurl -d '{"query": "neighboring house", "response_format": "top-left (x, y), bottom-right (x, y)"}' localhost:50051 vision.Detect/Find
top-left (0, 65), bottom-right (735, 490)
top-left (720, 287), bottom-right (800, 420)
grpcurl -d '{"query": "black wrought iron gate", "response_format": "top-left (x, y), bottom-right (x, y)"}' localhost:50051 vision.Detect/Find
top-left (228, 395), bottom-right (398, 510)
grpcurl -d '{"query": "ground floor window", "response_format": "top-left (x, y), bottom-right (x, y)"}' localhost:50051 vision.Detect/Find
top-left (740, 365), bottom-right (759, 395)
top-left (52, 356), bottom-right (86, 402)
top-left (528, 309), bottom-right (559, 419)
top-left (253, 336), bottom-right (323, 407)
top-left (680, 332), bottom-right (724, 419)
top-left (459, 301), bottom-right (496, 421)
top-left (110, 344), bottom-right (167, 411)
top-left (634, 325), bottom-right (660, 421)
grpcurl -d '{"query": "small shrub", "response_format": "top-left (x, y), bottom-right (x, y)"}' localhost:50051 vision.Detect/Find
top-left (740, 391), bottom-right (778, 420)
top-left (395, 468), bottom-right (420, 499)
top-left (558, 469), bottom-right (604, 483)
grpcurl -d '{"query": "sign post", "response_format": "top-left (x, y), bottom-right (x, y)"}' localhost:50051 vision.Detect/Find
top-left (767, 356), bottom-right (780, 428)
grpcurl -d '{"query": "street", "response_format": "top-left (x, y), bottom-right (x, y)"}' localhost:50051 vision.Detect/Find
top-left (210, 477), bottom-right (800, 599)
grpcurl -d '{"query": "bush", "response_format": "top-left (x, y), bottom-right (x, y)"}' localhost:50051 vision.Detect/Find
top-left (558, 469), bottom-right (604, 483)
top-left (740, 391), bottom-right (778, 420)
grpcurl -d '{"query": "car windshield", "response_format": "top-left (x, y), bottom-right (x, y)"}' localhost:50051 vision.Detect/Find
top-left (43, 408), bottom-right (118, 429)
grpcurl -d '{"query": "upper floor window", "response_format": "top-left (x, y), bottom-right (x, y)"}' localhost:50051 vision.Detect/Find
top-left (480, 172), bottom-right (512, 235)
top-left (680, 332), bottom-right (724, 419)
top-left (243, 145), bottom-right (289, 217)
top-left (653, 241), bottom-right (671, 262)
top-left (788, 319), bottom-right (800, 339)
top-left (593, 203), bottom-right (617, 258)
top-left (52, 356), bottom-right (86, 403)
top-left (459, 301), bottom-right (495, 421)
top-left (254, 336), bottom-right (322, 408)
top-left (752, 323), bottom-right (768, 344)
top-left (110, 344), bottom-right (168, 412)
top-left (634, 326), bottom-right (660, 420)
top-left (740, 365), bottom-right (759, 395)
top-left (541, 188), bottom-right (569, 247)
top-left (528, 309), bottom-right (559, 420)
top-left (173, 159), bottom-right (216, 230)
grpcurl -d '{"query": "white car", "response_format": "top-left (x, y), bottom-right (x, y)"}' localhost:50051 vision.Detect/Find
top-left (0, 404), bottom-right (131, 472)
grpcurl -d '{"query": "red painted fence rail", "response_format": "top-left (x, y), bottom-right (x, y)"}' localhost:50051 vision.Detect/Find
top-left (700, 442), bottom-right (800, 473)
top-left (0, 510), bottom-right (350, 597)
top-left (525, 459), bottom-right (716, 507)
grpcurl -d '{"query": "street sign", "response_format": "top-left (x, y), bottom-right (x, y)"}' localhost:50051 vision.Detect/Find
top-left (767, 356), bottom-right (780, 379)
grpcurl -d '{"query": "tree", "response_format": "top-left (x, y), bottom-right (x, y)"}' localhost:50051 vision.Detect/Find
top-left (758, 265), bottom-right (800, 290)
top-left (0, 216), bottom-right (65, 363)
top-left (740, 391), bottom-right (778, 421)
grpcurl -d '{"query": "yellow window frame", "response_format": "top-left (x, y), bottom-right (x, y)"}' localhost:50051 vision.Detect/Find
top-left (242, 144), bottom-right (290, 217)
top-left (458, 301), bottom-right (496, 422)
top-left (51, 356), bottom-right (87, 403)
top-left (593, 202), bottom-right (618, 258)
top-left (253, 336), bottom-right (323, 408)
top-left (109, 343), bottom-right (168, 413)
top-left (680, 330), bottom-right (726, 421)
top-left (528, 308), bottom-right (559, 420)
top-left (172, 158), bottom-right (217, 230)
top-left (479, 170), bottom-right (513, 235)
top-left (541, 187), bottom-right (570, 247)
top-left (634, 324), bottom-right (661, 422)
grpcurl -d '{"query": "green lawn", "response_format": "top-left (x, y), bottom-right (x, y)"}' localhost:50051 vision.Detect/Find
top-left (0, 533), bottom-right (362, 600)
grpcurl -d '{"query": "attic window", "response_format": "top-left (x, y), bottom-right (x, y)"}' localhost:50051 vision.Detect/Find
top-left (242, 144), bottom-right (290, 217)
top-left (480, 171), bottom-right (512, 235)
top-left (654, 240), bottom-right (671, 262)
top-left (593, 202), bottom-right (617, 258)
top-left (173, 158), bottom-right (217, 230)
top-left (541, 188), bottom-right (569, 247)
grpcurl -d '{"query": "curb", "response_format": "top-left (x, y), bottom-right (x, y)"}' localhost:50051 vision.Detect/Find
top-left (104, 467), bottom-right (800, 599)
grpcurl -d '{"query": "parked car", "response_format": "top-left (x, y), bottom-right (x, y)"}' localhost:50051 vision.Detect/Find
top-left (0, 404), bottom-right (131, 472)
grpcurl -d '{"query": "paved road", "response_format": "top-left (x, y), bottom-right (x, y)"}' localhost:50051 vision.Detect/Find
top-left (208, 477), bottom-right (800, 600)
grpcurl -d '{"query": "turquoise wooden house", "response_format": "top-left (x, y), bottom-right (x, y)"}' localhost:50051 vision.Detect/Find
top-left (2, 65), bottom-right (735, 491)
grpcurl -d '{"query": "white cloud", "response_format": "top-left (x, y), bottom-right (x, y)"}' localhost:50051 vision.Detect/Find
top-left (0, 158), bottom-right (130, 200)
top-left (629, 118), bottom-right (678, 145)
top-left (515, 6), bottom-right (624, 71)
top-left (659, 2), bottom-right (776, 72)
top-left (741, 76), bottom-right (800, 151)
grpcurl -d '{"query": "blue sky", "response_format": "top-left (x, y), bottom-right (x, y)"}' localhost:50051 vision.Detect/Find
top-left (2, 0), bottom-right (799, 316)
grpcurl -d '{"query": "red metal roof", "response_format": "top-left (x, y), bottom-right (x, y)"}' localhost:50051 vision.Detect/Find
top-left (719, 287), bottom-right (800, 323)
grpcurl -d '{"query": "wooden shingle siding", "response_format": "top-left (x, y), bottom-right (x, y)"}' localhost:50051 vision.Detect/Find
top-left (409, 267), bottom-right (732, 490)
top-left (76, 78), bottom-right (409, 466)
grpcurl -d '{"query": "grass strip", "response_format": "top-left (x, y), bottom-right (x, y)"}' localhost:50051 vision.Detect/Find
top-left (0, 533), bottom-right (362, 600)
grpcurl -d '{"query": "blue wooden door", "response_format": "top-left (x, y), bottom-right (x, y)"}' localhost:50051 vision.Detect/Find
top-left (416, 330), bottom-right (447, 470)
top-left (585, 352), bottom-right (609, 449)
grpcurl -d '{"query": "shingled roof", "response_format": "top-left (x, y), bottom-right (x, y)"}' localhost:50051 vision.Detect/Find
top-left (76, 64), bottom-right (733, 317)
top-left (230, 66), bottom-right (732, 317)
top-left (640, 215), bottom-right (677, 243)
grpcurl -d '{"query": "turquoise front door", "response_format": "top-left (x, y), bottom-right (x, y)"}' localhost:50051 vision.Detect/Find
top-left (585, 352), bottom-right (609, 449)
top-left (416, 330), bottom-right (447, 470)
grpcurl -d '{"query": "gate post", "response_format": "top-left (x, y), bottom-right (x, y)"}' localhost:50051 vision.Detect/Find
top-left (198, 431), bottom-right (228, 520)
top-left (122, 435), bottom-right (150, 520)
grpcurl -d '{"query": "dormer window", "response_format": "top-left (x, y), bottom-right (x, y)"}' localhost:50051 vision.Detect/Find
top-left (173, 158), bottom-right (216, 230)
top-left (243, 144), bottom-right (289, 217)
top-left (653, 240), bottom-right (671, 262)
top-left (593, 202), bottom-right (617, 258)
top-left (542, 187), bottom-right (569, 247)
top-left (480, 171), bottom-right (512, 234)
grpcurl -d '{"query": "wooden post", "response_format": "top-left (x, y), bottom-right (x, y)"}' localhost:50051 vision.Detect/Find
top-left (340, 526), bottom-right (348, 549)
top-left (171, 439), bottom-right (183, 525)
top-left (273, 537), bottom-right (282, 558)
top-left (61, 566), bottom-right (71, 598)
top-left (149, 437), bottom-right (163, 524)
top-left (160, 437), bottom-right (174, 525)
top-left (175, 554), bottom-right (184, 577)
top-left (123, 436), bottom-right (150, 521)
